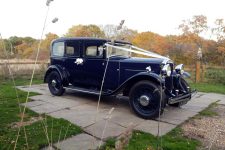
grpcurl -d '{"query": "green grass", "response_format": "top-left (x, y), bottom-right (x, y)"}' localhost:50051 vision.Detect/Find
top-left (102, 127), bottom-right (200, 150)
top-left (126, 128), bottom-right (200, 150)
top-left (205, 67), bottom-right (225, 85)
top-left (197, 102), bottom-right (218, 117)
top-left (100, 138), bottom-right (116, 150)
top-left (190, 82), bottom-right (225, 94)
top-left (0, 75), bottom-right (82, 150)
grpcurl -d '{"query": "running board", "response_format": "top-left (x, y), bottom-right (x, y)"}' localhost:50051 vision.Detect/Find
top-left (64, 86), bottom-right (106, 95)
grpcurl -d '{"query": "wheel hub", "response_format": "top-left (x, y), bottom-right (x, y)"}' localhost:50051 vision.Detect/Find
top-left (51, 79), bottom-right (57, 87)
top-left (139, 95), bottom-right (150, 106)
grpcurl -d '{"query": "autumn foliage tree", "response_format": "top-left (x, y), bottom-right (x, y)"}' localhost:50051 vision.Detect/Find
top-left (1, 15), bottom-right (225, 66)
top-left (65, 24), bottom-right (105, 38)
top-left (28, 33), bottom-right (59, 60)
top-left (211, 19), bottom-right (225, 65)
top-left (132, 32), bottom-right (168, 55)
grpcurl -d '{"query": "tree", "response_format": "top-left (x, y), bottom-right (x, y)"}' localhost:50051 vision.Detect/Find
top-left (101, 25), bottom-right (138, 42)
top-left (132, 32), bottom-right (168, 55)
top-left (178, 15), bottom-right (208, 48)
top-left (41, 33), bottom-right (59, 51)
top-left (65, 24), bottom-right (105, 38)
top-left (211, 19), bottom-right (225, 65)
top-left (212, 19), bottom-right (225, 41)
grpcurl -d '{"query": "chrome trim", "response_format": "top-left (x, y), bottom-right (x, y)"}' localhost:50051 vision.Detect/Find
top-left (64, 87), bottom-right (100, 95)
top-left (162, 59), bottom-right (173, 65)
top-left (139, 95), bottom-right (150, 106)
top-left (125, 69), bottom-right (146, 72)
top-left (175, 64), bottom-right (183, 70)
top-left (162, 64), bottom-right (171, 76)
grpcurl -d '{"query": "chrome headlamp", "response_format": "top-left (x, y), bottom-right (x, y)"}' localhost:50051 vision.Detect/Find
top-left (175, 64), bottom-right (184, 74)
top-left (162, 64), bottom-right (171, 76)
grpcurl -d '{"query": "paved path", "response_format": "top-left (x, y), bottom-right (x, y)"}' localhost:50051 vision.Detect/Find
top-left (17, 84), bottom-right (225, 150)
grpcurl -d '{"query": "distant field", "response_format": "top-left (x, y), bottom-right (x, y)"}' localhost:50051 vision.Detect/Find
top-left (0, 59), bottom-right (48, 76)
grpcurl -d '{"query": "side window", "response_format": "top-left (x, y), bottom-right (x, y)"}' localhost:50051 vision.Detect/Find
top-left (85, 45), bottom-right (104, 58)
top-left (52, 42), bottom-right (64, 57)
top-left (65, 41), bottom-right (80, 56)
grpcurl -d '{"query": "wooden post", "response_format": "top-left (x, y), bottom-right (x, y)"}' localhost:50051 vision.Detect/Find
top-left (195, 60), bottom-right (201, 83)
top-left (196, 47), bottom-right (202, 83)
top-left (201, 64), bottom-right (205, 82)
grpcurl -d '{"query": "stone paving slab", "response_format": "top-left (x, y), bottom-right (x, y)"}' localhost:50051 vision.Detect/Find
top-left (84, 120), bottom-right (126, 140)
top-left (18, 84), bottom-right (225, 149)
top-left (157, 107), bottom-right (198, 125)
top-left (49, 104), bottom-right (109, 128)
top-left (30, 103), bottom-right (68, 114)
top-left (21, 100), bottom-right (46, 108)
top-left (135, 120), bottom-right (176, 136)
top-left (200, 92), bottom-right (225, 101)
top-left (54, 133), bottom-right (101, 150)
top-left (109, 110), bottom-right (146, 128)
top-left (30, 95), bottom-right (88, 108)
top-left (17, 84), bottom-right (49, 95)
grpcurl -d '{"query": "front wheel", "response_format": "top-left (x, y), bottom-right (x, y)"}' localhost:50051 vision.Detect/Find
top-left (47, 71), bottom-right (65, 96)
top-left (129, 81), bottom-right (163, 119)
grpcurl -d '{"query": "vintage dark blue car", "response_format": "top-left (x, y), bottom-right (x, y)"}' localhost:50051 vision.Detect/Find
top-left (44, 37), bottom-right (194, 119)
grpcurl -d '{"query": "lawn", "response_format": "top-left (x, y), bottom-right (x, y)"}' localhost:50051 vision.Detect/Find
top-left (102, 127), bottom-right (200, 150)
top-left (126, 128), bottom-right (200, 150)
top-left (190, 82), bottom-right (225, 94)
top-left (0, 75), bottom-right (82, 150)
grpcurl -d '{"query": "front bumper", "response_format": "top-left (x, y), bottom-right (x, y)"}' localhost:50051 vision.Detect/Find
top-left (168, 90), bottom-right (197, 104)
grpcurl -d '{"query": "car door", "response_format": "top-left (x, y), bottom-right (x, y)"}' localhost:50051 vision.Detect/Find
top-left (81, 41), bottom-right (106, 88)
top-left (82, 41), bottom-right (120, 91)
top-left (64, 40), bottom-right (83, 86)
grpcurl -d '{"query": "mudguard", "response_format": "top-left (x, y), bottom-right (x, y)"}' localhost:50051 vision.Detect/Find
top-left (182, 71), bottom-right (191, 78)
top-left (44, 65), bottom-right (69, 86)
top-left (108, 72), bottom-right (163, 96)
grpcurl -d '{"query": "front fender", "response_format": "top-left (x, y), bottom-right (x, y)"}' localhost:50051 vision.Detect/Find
top-left (44, 65), bottom-right (69, 86)
top-left (108, 72), bottom-right (163, 96)
top-left (182, 71), bottom-right (191, 78)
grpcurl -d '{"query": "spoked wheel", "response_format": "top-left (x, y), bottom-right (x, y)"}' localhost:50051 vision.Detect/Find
top-left (129, 81), bottom-right (163, 119)
top-left (47, 71), bottom-right (65, 96)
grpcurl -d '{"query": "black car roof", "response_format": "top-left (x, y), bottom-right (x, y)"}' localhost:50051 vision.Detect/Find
top-left (53, 37), bottom-right (132, 45)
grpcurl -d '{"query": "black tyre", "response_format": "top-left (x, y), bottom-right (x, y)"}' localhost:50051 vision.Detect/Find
top-left (47, 71), bottom-right (65, 96)
top-left (169, 77), bottom-right (190, 107)
top-left (129, 80), bottom-right (163, 119)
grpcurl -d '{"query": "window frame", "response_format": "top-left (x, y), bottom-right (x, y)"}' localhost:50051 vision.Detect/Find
top-left (65, 40), bottom-right (80, 57)
top-left (51, 41), bottom-right (65, 57)
top-left (84, 42), bottom-right (105, 59)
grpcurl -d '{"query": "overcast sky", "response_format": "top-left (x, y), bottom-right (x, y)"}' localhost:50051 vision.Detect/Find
top-left (0, 0), bottom-right (224, 39)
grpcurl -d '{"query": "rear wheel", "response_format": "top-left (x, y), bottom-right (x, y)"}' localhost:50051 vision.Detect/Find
top-left (47, 71), bottom-right (65, 96)
top-left (129, 81), bottom-right (163, 119)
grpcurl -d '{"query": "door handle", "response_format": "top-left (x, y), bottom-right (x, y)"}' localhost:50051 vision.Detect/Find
top-left (75, 58), bottom-right (83, 65)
